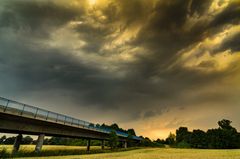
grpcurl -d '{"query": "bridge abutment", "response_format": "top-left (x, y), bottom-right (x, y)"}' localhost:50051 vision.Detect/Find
top-left (12, 134), bottom-right (22, 153)
top-left (35, 134), bottom-right (45, 152)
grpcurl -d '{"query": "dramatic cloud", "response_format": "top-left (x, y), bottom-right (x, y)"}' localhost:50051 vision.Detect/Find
top-left (0, 0), bottom-right (239, 139)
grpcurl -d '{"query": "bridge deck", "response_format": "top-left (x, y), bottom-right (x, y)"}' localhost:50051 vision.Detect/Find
top-left (0, 97), bottom-right (141, 140)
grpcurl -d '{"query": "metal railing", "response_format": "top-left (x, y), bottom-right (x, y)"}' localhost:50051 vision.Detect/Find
top-left (0, 97), bottom-right (142, 140)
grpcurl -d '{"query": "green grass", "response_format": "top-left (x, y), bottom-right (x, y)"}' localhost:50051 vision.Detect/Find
top-left (18, 148), bottom-right (240, 159)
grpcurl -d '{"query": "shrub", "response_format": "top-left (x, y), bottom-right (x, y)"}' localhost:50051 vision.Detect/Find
top-left (176, 141), bottom-right (191, 148)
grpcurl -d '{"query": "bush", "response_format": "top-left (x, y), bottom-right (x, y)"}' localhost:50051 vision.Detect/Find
top-left (153, 142), bottom-right (165, 148)
top-left (176, 141), bottom-right (191, 148)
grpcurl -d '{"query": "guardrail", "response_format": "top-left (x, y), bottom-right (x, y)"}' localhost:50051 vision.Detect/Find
top-left (0, 97), bottom-right (142, 140)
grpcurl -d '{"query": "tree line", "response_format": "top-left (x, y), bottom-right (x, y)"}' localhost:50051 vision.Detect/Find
top-left (0, 123), bottom-right (141, 149)
top-left (1, 119), bottom-right (239, 149)
top-left (0, 136), bottom-right (33, 145)
top-left (93, 123), bottom-right (136, 136)
top-left (160, 119), bottom-right (240, 149)
top-left (0, 122), bottom-right (163, 148)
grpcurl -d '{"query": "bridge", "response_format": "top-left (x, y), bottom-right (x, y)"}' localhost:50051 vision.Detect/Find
top-left (0, 97), bottom-right (142, 153)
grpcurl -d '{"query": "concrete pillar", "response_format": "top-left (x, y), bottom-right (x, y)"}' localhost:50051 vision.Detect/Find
top-left (101, 140), bottom-right (105, 150)
top-left (87, 139), bottom-right (91, 151)
top-left (124, 140), bottom-right (127, 149)
top-left (12, 134), bottom-right (22, 153)
top-left (35, 134), bottom-right (45, 153)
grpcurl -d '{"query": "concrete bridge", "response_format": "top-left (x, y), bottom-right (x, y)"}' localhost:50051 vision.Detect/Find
top-left (0, 97), bottom-right (142, 153)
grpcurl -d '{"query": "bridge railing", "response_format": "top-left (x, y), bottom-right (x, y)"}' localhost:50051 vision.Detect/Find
top-left (0, 97), bottom-right (93, 129)
top-left (0, 97), bottom-right (143, 140)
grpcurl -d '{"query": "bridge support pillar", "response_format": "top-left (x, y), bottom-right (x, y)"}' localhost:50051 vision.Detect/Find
top-left (12, 134), bottom-right (22, 153)
top-left (101, 140), bottom-right (105, 150)
top-left (87, 139), bottom-right (91, 151)
top-left (124, 140), bottom-right (127, 149)
top-left (35, 134), bottom-right (45, 153)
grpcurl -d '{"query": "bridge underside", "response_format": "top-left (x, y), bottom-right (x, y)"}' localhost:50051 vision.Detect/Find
top-left (0, 112), bottom-right (129, 152)
top-left (0, 112), bottom-right (111, 140)
top-left (0, 96), bottom-right (142, 153)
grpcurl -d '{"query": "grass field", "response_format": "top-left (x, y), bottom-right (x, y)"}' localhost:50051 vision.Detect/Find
top-left (0, 145), bottom-right (103, 153)
top-left (0, 145), bottom-right (114, 158)
top-left (15, 147), bottom-right (240, 159)
top-left (0, 145), bottom-right (137, 158)
top-left (1, 146), bottom-right (240, 159)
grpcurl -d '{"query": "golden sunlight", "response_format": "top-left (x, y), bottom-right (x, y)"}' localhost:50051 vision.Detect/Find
top-left (88, 0), bottom-right (97, 5)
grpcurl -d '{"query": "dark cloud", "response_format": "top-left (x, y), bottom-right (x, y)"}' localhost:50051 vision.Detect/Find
top-left (165, 118), bottom-right (189, 129)
top-left (128, 0), bottom-right (211, 79)
top-left (189, 0), bottom-right (212, 15)
top-left (215, 32), bottom-right (240, 53)
top-left (143, 107), bottom-right (169, 119)
top-left (143, 111), bottom-right (156, 119)
top-left (0, 0), bottom-right (86, 37)
top-left (73, 0), bottom-right (151, 54)
top-left (0, 33), bottom-right (123, 109)
top-left (74, 22), bottom-right (114, 53)
top-left (210, 1), bottom-right (240, 28)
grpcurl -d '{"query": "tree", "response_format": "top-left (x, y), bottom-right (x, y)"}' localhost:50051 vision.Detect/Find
top-left (206, 128), bottom-right (223, 149)
top-left (154, 139), bottom-right (165, 147)
top-left (0, 135), bottom-right (6, 144)
top-left (176, 127), bottom-right (190, 144)
top-left (127, 129), bottom-right (136, 136)
top-left (22, 136), bottom-right (33, 144)
top-left (3, 137), bottom-right (16, 145)
top-left (218, 119), bottom-right (234, 130)
top-left (89, 123), bottom-right (95, 127)
top-left (108, 131), bottom-right (119, 149)
top-left (155, 138), bottom-right (165, 144)
top-left (96, 124), bottom-right (101, 128)
top-left (140, 137), bottom-right (153, 147)
top-left (165, 132), bottom-right (176, 146)
top-left (190, 129), bottom-right (207, 148)
top-left (174, 119), bottom-right (240, 149)
top-left (110, 123), bottom-right (119, 130)
top-left (216, 119), bottom-right (239, 149)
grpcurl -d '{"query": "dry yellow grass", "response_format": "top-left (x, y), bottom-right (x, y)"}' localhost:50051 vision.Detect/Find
top-left (14, 147), bottom-right (240, 159)
top-left (0, 145), bottom-right (101, 153)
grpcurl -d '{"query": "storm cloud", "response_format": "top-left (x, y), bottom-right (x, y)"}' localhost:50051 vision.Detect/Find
top-left (0, 0), bottom-right (240, 138)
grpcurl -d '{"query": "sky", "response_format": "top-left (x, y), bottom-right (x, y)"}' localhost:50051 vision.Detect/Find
top-left (0, 0), bottom-right (240, 139)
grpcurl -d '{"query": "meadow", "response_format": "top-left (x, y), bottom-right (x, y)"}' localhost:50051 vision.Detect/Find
top-left (1, 146), bottom-right (240, 159)
top-left (0, 145), bottom-right (102, 153)
top-left (0, 145), bottom-right (136, 158)
top-left (22, 148), bottom-right (240, 159)
top-left (0, 145), bottom-right (112, 158)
